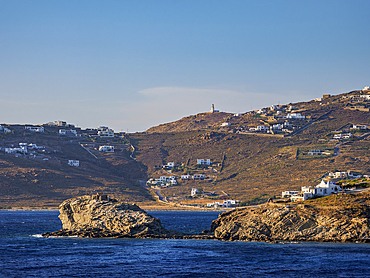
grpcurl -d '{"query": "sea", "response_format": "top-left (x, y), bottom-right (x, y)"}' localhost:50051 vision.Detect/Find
top-left (1, 211), bottom-right (370, 278)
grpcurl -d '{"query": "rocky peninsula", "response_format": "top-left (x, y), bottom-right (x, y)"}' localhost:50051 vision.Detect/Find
top-left (44, 192), bottom-right (370, 243)
top-left (209, 193), bottom-right (370, 243)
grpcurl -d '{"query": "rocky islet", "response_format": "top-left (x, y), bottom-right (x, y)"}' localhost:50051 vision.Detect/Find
top-left (44, 193), bottom-right (370, 243)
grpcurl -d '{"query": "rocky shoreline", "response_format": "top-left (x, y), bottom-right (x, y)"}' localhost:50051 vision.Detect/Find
top-left (44, 193), bottom-right (370, 243)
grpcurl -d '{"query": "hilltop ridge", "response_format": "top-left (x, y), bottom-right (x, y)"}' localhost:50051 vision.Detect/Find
top-left (1, 88), bottom-right (370, 208)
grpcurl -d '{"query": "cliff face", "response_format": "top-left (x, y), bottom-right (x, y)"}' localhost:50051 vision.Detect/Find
top-left (210, 201), bottom-right (370, 242)
top-left (43, 195), bottom-right (171, 238)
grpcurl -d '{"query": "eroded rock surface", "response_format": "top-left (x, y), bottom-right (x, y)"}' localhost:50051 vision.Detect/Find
top-left (209, 200), bottom-right (370, 243)
top-left (43, 194), bottom-right (179, 238)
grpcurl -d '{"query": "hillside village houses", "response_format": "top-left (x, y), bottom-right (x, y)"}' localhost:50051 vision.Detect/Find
top-left (99, 145), bottom-right (114, 152)
top-left (4, 142), bottom-right (44, 155)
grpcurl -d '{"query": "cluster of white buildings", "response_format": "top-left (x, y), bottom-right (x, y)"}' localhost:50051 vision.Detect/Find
top-left (285, 180), bottom-right (341, 202)
top-left (327, 171), bottom-right (363, 179)
top-left (3, 143), bottom-right (44, 155)
top-left (342, 94), bottom-right (370, 101)
top-left (333, 133), bottom-right (352, 140)
top-left (46, 121), bottom-right (74, 127)
top-left (181, 174), bottom-right (207, 180)
top-left (147, 176), bottom-right (177, 187)
top-left (285, 113), bottom-right (305, 119)
top-left (283, 170), bottom-right (365, 201)
top-left (206, 200), bottom-right (239, 208)
top-left (249, 121), bottom-right (292, 133)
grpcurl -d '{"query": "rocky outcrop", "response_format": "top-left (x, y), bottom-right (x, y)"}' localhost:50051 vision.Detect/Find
top-left (43, 194), bottom-right (181, 238)
top-left (209, 201), bottom-right (370, 243)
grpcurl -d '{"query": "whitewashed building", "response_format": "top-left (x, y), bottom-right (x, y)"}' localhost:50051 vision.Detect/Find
top-left (166, 162), bottom-right (175, 168)
top-left (59, 129), bottom-right (77, 136)
top-left (99, 145), bottom-right (114, 152)
top-left (282, 191), bottom-right (299, 198)
top-left (181, 175), bottom-right (191, 180)
top-left (97, 126), bottom-right (114, 137)
top-left (193, 174), bottom-right (206, 180)
top-left (286, 113), bottom-right (305, 119)
top-left (197, 159), bottom-right (211, 165)
top-left (292, 180), bottom-right (341, 201)
top-left (68, 160), bottom-right (79, 167)
top-left (25, 126), bottom-right (44, 132)
top-left (191, 188), bottom-right (198, 197)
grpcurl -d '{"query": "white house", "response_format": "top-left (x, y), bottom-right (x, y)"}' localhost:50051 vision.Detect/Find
top-left (333, 133), bottom-right (352, 140)
top-left (5, 147), bottom-right (27, 154)
top-left (282, 191), bottom-right (299, 198)
top-left (99, 145), bottom-right (114, 152)
top-left (221, 122), bottom-right (230, 127)
top-left (270, 124), bottom-right (283, 130)
top-left (25, 126), bottom-right (44, 132)
top-left (59, 129), bottom-right (77, 136)
top-left (286, 113), bottom-right (305, 119)
top-left (328, 171), bottom-right (362, 179)
top-left (292, 180), bottom-right (340, 201)
top-left (197, 159), bottom-right (211, 165)
top-left (191, 188), bottom-right (198, 197)
top-left (193, 174), bottom-right (206, 180)
top-left (68, 160), bottom-right (79, 167)
top-left (97, 126), bottom-right (114, 137)
top-left (166, 162), bottom-right (175, 168)
top-left (181, 175), bottom-right (191, 180)
top-left (363, 86), bottom-right (370, 91)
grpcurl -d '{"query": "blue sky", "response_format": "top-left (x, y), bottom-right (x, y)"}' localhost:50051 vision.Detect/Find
top-left (0, 0), bottom-right (369, 132)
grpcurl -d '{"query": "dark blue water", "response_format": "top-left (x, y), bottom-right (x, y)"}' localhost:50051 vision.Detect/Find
top-left (1, 211), bottom-right (370, 277)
